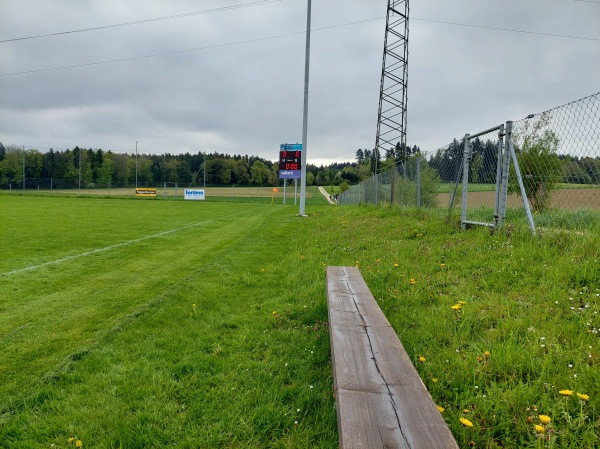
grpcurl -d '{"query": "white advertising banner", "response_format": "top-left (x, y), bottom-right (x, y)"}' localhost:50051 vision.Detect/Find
top-left (184, 189), bottom-right (205, 201)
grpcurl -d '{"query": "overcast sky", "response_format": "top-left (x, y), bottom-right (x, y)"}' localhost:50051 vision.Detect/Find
top-left (1, 0), bottom-right (599, 165)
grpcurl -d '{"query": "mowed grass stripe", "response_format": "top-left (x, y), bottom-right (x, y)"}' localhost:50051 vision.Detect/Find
top-left (2, 204), bottom-right (337, 447)
top-left (0, 196), bottom-right (259, 273)
top-left (0, 198), bottom-right (289, 422)
top-left (1, 209), bottom-right (254, 276)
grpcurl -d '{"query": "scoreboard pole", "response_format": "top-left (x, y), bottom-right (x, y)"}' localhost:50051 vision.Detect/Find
top-left (299, 0), bottom-right (311, 216)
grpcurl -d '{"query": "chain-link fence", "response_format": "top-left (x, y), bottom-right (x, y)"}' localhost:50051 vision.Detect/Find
top-left (340, 92), bottom-right (600, 233)
top-left (339, 154), bottom-right (441, 208)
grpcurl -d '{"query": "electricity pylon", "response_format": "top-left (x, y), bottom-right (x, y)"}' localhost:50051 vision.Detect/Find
top-left (374, 0), bottom-right (409, 204)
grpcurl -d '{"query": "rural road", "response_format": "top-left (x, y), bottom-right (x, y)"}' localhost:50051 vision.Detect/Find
top-left (318, 186), bottom-right (336, 204)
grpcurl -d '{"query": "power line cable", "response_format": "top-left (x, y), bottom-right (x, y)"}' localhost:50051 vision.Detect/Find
top-left (0, 17), bottom-right (384, 77)
top-left (0, 0), bottom-right (282, 43)
top-left (2, 16), bottom-right (598, 77)
top-left (412, 16), bottom-right (600, 42)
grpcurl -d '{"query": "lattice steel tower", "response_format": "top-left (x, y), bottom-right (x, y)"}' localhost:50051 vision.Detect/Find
top-left (374, 0), bottom-right (409, 176)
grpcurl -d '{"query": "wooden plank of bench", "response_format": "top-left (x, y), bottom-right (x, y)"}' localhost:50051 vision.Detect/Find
top-left (327, 266), bottom-right (459, 449)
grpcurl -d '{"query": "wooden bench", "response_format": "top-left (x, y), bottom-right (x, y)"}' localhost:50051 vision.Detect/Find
top-left (327, 266), bottom-right (459, 449)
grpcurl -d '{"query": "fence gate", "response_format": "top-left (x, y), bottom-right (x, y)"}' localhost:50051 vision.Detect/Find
top-left (449, 122), bottom-right (536, 234)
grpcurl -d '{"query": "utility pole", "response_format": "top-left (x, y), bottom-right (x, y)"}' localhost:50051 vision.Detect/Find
top-left (299, 0), bottom-right (311, 217)
top-left (135, 141), bottom-right (138, 189)
top-left (22, 145), bottom-right (25, 191)
top-left (78, 147), bottom-right (82, 190)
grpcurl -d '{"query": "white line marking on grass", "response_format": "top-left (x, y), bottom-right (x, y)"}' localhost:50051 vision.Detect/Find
top-left (1, 209), bottom-right (253, 277)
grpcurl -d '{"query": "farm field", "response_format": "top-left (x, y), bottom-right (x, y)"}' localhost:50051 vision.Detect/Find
top-left (438, 186), bottom-right (600, 211)
top-left (1, 195), bottom-right (599, 448)
top-left (9, 186), bottom-right (317, 201)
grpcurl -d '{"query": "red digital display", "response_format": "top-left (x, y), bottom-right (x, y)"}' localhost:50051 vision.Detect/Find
top-left (279, 150), bottom-right (301, 171)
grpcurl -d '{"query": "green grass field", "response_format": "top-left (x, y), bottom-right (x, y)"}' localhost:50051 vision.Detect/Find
top-left (1, 195), bottom-right (599, 448)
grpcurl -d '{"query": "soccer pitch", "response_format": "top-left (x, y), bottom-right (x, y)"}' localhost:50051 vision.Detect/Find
top-left (0, 195), bottom-right (337, 448)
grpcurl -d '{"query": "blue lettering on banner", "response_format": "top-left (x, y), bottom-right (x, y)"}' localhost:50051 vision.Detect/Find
top-left (184, 189), bottom-right (206, 200)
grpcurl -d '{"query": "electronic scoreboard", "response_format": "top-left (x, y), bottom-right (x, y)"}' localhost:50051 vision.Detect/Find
top-left (278, 143), bottom-right (302, 179)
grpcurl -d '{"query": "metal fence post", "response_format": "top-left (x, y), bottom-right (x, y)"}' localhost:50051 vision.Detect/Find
top-left (461, 134), bottom-right (471, 229)
top-left (508, 138), bottom-right (536, 235)
top-left (498, 121), bottom-right (512, 227)
top-left (416, 154), bottom-right (421, 208)
top-left (493, 124), bottom-right (505, 228)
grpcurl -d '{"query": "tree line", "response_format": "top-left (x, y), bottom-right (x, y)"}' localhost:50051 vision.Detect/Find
top-left (0, 143), bottom-right (366, 189)
top-left (2, 136), bottom-right (596, 194)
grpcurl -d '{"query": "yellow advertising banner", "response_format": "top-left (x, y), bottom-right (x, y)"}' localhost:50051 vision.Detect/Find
top-left (135, 188), bottom-right (157, 197)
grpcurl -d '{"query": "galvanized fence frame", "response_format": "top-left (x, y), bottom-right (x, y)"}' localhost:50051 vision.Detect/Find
top-left (340, 92), bottom-right (600, 234)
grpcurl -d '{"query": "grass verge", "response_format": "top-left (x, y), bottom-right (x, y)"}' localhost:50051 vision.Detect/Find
top-left (1, 196), bottom-right (598, 448)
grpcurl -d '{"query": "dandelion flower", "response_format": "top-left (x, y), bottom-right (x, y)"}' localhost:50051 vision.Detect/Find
top-left (76, 441), bottom-right (83, 448)
top-left (534, 425), bottom-right (545, 434)
top-left (272, 311), bottom-right (277, 315)
top-left (458, 300), bottom-right (466, 305)
top-left (577, 393), bottom-right (589, 401)
top-left (538, 415), bottom-right (551, 425)
top-left (192, 303), bottom-right (197, 308)
top-left (459, 417), bottom-right (473, 427)
top-left (436, 405), bottom-right (445, 413)
top-left (484, 351), bottom-right (490, 358)
top-left (410, 278), bottom-right (416, 285)
top-left (463, 409), bottom-right (469, 414)
top-left (451, 304), bottom-right (462, 310)
top-left (419, 356), bottom-right (426, 363)
top-left (68, 438), bottom-right (74, 444)
top-left (440, 263), bottom-right (446, 268)
top-left (432, 378), bottom-right (438, 383)
top-left (559, 389), bottom-right (573, 396)
top-left (394, 263), bottom-right (399, 267)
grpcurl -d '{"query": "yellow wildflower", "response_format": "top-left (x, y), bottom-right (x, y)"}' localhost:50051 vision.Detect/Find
top-left (538, 415), bottom-right (551, 425)
top-left (459, 417), bottom-right (473, 427)
top-left (76, 441), bottom-right (83, 448)
top-left (410, 278), bottom-right (416, 285)
top-left (484, 351), bottom-right (490, 358)
top-left (432, 378), bottom-right (438, 383)
top-left (418, 356), bottom-right (426, 363)
top-left (192, 303), bottom-right (197, 308)
top-left (451, 304), bottom-right (462, 310)
top-left (458, 300), bottom-right (466, 305)
top-left (68, 438), bottom-right (74, 444)
top-left (436, 405), bottom-right (445, 413)
top-left (463, 409), bottom-right (469, 414)
top-left (559, 389), bottom-right (573, 396)
top-left (440, 263), bottom-right (446, 268)
top-left (577, 393), bottom-right (589, 401)
top-left (393, 263), bottom-right (399, 267)
top-left (534, 425), bottom-right (545, 434)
